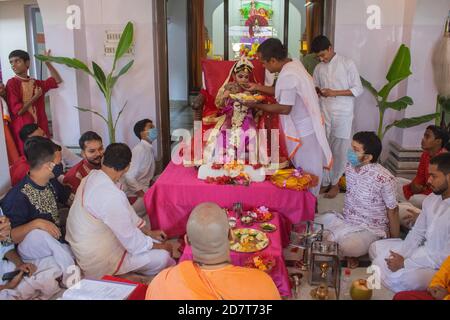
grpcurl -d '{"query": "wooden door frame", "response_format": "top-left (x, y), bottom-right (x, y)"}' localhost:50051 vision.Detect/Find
top-left (154, 0), bottom-right (336, 167)
top-left (153, 0), bottom-right (171, 168)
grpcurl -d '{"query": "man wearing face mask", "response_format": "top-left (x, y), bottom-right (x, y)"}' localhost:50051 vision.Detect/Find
top-left (121, 119), bottom-right (158, 218)
top-left (316, 132), bottom-right (400, 269)
top-left (370, 153), bottom-right (450, 293)
top-left (0, 137), bottom-right (75, 287)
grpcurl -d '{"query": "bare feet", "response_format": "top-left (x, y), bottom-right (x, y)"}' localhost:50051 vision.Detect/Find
top-left (347, 257), bottom-right (359, 269)
top-left (320, 185), bottom-right (331, 194)
top-left (324, 184), bottom-right (340, 199)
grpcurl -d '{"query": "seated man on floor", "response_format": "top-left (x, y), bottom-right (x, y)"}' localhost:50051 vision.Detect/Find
top-left (10, 130), bottom-right (66, 187)
top-left (393, 255), bottom-right (450, 300)
top-left (0, 137), bottom-right (75, 287)
top-left (0, 214), bottom-right (63, 300)
top-left (19, 123), bottom-right (81, 171)
top-left (396, 126), bottom-right (448, 229)
top-left (316, 131), bottom-right (400, 269)
top-left (146, 202), bottom-right (281, 300)
top-left (63, 131), bottom-right (103, 201)
top-left (370, 153), bottom-right (450, 293)
top-left (121, 119), bottom-right (157, 217)
top-left (66, 143), bottom-right (174, 280)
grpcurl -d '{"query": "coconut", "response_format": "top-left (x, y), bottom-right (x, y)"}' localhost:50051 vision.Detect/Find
top-left (350, 279), bottom-right (373, 300)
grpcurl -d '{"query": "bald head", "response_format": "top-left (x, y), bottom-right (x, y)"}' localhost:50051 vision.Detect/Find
top-left (187, 203), bottom-right (231, 265)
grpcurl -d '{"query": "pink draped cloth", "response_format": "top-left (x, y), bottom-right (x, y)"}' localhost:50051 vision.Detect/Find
top-left (179, 211), bottom-right (292, 297)
top-left (144, 162), bottom-right (316, 238)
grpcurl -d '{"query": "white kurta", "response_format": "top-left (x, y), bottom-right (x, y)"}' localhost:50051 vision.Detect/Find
top-left (121, 140), bottom-right (156, 217)
top-left (369, 194), bottom-right (450, 292)
top-left (314, 54), bottom-right (363, 186)
top-left (313, 54), bottom-right (363, 140)
top-left (123, 139), bottom-right (156, 196)
top-left (66, 170), bottom-right (174, 278)
top-left (275, 59), bottom-right (332, 196)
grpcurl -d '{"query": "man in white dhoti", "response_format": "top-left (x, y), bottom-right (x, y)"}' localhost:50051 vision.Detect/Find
top-left (66, 143), bottom-right (175, 280)
top-left (312, 36), bottom-right (363, 199)
top-left (370, 153), bottom-right (450, 293)
top-left (316, 132), bottom-right (400, 268)
top-left (0, 215), bottom-right (62, 300)
top-left (248, 38), bottom-right (332, 197)
top-left (121, 119), bottom-right (157, 218)
top-left (0, 137), bottom-right (75, 288)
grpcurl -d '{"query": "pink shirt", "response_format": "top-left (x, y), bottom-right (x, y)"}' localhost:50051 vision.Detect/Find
top-left (343, 163), bottom-right (398, 238)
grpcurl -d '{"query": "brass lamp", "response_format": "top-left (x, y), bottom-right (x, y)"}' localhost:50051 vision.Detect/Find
top-left (309, 240), bottom-right (341, 300)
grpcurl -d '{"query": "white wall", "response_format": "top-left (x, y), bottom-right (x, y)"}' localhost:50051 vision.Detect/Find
top-left (167, 0), bottom-right (188, 101)
top-left (35, 0), bottom-right (158, 151)
top-left (402, 0), bottom-right (450, 147)
top-left (334, 0), bottom-right (450, 150)
top-left (0, 0), bottom-right (38, 83)
top-left (38, 0), bottom-right (81, 146)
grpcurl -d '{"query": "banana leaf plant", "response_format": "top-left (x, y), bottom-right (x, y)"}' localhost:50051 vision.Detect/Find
top-left (35, 22), bottom-right (135, 143)
top-left (361, 44), bottom-right (439, 141)
top-left (437, 96), bottom-right (450, 133)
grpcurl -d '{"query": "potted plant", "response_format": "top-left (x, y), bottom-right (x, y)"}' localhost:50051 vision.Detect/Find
top-left (361, 44), bottom-right (439, 141)
top-left (36, 22), bottom-right (135, 143)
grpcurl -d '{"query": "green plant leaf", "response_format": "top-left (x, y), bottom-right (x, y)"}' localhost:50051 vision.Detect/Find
top-left (114, 101), bottom-right (128, 131)
top-left (383, 113), bottom-right (440, 135)
top-left (109, 60), bottom-right (134, 90)
top-left (360, 76), bottom-right (379, 99)
top-left (92, 62), bottom-right (107, 96)
top-left (439, 96), bottom-right (450, 113)
top-left (113, 22), bottom-right (134, 69)
top-left (379, 76), bottom-right (410, 101)
top-left (74, 106), bottom-right (108, 124)
top-left (386, 44), bottom-right (412, 82)
top-left (92, 62), bottom-right (106, 86)
top-left (383, 96), bottom-right (414, 111)
top-left (116, 60), bottom-right (134, 79)
top-left (36, 55), bottom-right (93, 75)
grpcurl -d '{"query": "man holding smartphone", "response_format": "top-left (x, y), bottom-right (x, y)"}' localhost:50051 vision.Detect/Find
top-left (312, 35), bottom-right (363, 199)
top-left (0, 214), bottom-right (36, 292)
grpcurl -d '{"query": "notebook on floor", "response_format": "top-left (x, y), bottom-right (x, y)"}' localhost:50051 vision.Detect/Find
top-left (59, 279), bottom-right (138, 300)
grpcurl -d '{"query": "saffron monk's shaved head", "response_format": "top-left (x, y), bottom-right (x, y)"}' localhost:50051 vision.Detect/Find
top-left (187, 203), bottom-right (231, 265)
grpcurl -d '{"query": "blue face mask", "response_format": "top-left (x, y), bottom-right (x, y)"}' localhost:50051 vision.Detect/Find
top-left (347, 149), bottom-right (362, 167)
top-left (147, 128), bottom-right (158, 142)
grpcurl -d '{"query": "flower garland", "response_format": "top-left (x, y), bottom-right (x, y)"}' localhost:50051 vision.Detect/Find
top-left (245, 253), bottom-right (276, 273)
top-left (226, 101), bottom-right (249, 161)
top-left (205, 172), bottom-right (250, 186)
top-left (270, 168), bottom-right (319, 191)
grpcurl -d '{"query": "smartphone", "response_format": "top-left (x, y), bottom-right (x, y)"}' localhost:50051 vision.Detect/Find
top-left (315, 87), bottom-right (323, 96)
top-left (2, 270), bottom-right (21, 282)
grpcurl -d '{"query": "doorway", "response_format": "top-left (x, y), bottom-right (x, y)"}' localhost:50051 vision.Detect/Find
top-left (153, 0), bottom-right (335, 168)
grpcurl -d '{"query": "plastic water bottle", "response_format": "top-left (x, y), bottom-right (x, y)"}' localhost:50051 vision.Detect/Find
top-left (341, 268), bottom-right (352, 299)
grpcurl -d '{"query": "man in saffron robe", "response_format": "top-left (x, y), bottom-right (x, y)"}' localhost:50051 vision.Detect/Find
top-left (146, 202), bottom-right (281, 300)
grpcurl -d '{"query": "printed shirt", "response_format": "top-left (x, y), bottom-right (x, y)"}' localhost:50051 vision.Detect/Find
top-left (343, 163), bottom-right (398, 238)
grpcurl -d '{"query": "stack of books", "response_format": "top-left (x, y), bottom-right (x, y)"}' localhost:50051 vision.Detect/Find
top-left (384, 141), bottom-right (421, 179)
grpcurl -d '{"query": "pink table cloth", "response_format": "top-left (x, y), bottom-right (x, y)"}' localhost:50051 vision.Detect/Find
top-left (144, 162), bottom-right (316, 238)
top-left (179, 211), bottom-right (292, 297)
